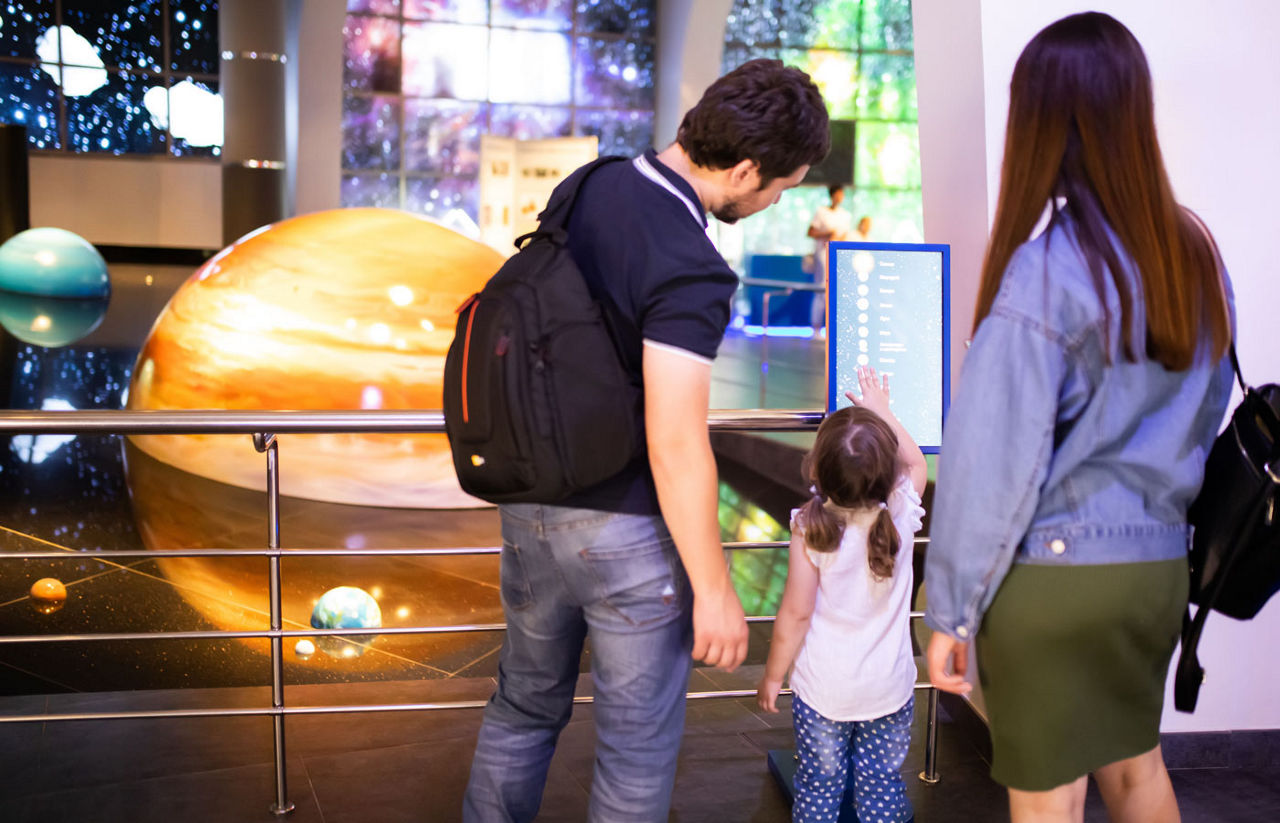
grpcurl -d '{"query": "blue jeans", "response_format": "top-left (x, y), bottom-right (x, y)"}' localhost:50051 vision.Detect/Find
top-left (792, 694), bottom-right (915, 823)
top-left (463, 504), bottom-right (694, 823)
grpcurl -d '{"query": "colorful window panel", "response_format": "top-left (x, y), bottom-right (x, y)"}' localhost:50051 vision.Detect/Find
top-left (0, 62), bottom-right (61, 149)
top-left (724, 0), bottom-right (923, 266)
top-left (404, 99), bottom-right (485, 175)
top-left (0, 1), bottom-right (221, 156)
top-left (341, 0), bottom-right (657, 227)
top-left (575, 36), bottom-right (653, 110)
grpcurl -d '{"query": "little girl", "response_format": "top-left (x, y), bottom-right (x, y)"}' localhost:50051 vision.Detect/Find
top-left (758, 365), bottom-right (927, 823)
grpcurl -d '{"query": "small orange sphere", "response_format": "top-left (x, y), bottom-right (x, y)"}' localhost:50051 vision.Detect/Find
top-left (30, 577), bottom-right (67, 603)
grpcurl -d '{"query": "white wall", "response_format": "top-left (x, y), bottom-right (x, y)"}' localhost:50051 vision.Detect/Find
top-left (27, 0), bottom-right (345, 249)
top-left (915, 0), bottom-right (1280, 733)
top-left (290, 0), bottom-right (345, 216)
top-left (654, 0), bottom-right (733, 147)
top-left (912, 0), bottom-right (988, 392)
top-left (29, 155), bottom-right (221, 249)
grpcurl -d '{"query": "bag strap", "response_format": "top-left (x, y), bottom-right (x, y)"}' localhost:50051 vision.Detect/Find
top-left (1175, 386), bottom-right (1280, 712)
top-left (516, 155), bottom-right (629, 249)
top-left (1185, 209), bottom-right (1245, 394)
top-left (1228, 343), bottom-right (1249, 398)
top-left (1175, 478), bottom-right (1276, 711)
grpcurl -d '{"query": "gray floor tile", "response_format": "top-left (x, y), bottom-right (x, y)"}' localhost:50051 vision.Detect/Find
top-left (13, 757), bottom-right (323, 823)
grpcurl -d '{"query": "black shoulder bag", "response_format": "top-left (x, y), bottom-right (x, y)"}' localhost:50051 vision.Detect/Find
top-left (1175, 345), bottom-right (1280, 711)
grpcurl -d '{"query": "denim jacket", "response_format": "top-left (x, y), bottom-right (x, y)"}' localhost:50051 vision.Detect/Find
top-left (924, 216), bottom-right (1235, 640)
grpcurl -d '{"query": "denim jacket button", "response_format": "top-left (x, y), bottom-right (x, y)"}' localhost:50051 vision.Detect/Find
top-left (1049, 539), bottom-right (1066, 555)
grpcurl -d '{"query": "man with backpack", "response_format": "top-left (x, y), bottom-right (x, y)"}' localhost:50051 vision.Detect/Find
top-left (462, 59), bottom-right (830, 822)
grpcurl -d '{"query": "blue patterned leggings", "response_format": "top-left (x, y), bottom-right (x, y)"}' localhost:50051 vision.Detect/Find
top-left (792, 694), bottom-right (914, 823)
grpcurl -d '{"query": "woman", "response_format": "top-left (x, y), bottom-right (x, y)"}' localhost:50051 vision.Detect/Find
top-left (924, 12), bottom-right (1233, 823)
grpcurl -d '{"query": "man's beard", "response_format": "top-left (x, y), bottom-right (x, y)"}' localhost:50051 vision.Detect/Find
top-left (712, 197), bottom-right (747, 224)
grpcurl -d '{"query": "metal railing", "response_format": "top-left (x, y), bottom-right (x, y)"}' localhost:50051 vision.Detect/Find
top-left (0, 408), bottom-right (941, 815)
top-left (739, 278), bottom-right (825, 407)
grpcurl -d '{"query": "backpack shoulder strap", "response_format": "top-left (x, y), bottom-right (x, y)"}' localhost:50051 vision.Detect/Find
top-left (531, 155), bottom-right (630, 238)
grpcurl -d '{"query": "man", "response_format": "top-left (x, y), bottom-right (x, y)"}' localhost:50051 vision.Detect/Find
top-left (807, 183), bottom-right (853, 332)
top-left (463, 58), bottom-right (830, 823)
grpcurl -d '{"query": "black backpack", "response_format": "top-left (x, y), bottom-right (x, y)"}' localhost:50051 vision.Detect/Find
top-left (1175, 346), bottom-right (1280, 712)
top-left (442, 156), bottom-right (642, 504)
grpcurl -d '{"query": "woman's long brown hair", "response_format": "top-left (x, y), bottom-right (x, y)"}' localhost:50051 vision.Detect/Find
top-left (975, 12), bottom-right (1229, 369)
top-left (799, 407), bottom-right (901, 580)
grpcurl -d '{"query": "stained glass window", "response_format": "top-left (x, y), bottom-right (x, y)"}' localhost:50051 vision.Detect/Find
top-left (344, 15), bottom-right (403, 93)
top-left (575, 36), bottom-right (653, 110)
top-left (488, 29), bottom-right (571, 104)
top-left (724, 0), bottom-right (924, 264)
top-left (61, 2), bottom-right (164, 74)
top-left (341, 0), bottom-right (657, 232)
top-left (65, 71), bottom-right (166, 154)
top-left (402, 0), bottom-right (486, 24)
top-left (489, 104), bottom-right (571, 140)
top-left (491, 0), bottom-right (572, 31)
top-left (167, 76), bottom-right (222, 157)
top-left (404, 99), bottom-right (485, 174)
top-left (0, 1), bottom-right (221, 156)
top-left (342, 94), bottom-right (401, 171)
top-left (576, 0), bottom-right (652, 37)
top-left (170, 2), bottom-right (219, 74)
top-left (342, 172), bottom-right (400, 208)
top-left (350, 0), bottom-right (402, 14)
top-left (574, 109), bottom-right (651, 159)
top-left (1, 2), bottom-right (56, 61)
top-left (0, 62), bottom-right (61, 149)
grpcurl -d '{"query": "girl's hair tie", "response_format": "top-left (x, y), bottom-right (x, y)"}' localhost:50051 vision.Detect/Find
top-left (878, 501), bottom-right (888, 511)
top-left (809, 484), bottom-right (826, 502)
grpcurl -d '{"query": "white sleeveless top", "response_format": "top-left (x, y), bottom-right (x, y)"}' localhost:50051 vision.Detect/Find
top-left (789, 475), bottom-right (924, 721)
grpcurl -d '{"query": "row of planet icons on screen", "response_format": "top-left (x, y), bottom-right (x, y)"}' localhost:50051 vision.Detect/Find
top-left (29, 576), bottom-right (386, 661)
top-left (852, 261), bottom-right (876, 366)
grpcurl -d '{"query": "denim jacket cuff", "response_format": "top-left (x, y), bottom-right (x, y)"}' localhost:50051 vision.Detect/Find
top-left (924, 611), bottom-right (975, 641)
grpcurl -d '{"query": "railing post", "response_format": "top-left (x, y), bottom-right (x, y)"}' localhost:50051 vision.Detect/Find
top-left (919, 686), bottom-right (940, 784)
top-left (759, 288), bottom-right (794, 408)
top-left (255, 432), bottom-right (295, 816)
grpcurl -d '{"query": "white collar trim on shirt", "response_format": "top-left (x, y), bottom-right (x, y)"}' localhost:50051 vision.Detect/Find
top-left (633, 154), bottom-right (705, 228)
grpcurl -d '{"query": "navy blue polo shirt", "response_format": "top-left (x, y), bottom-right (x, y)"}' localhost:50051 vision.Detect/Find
top-left (558, 149), bottom-right (739, 515)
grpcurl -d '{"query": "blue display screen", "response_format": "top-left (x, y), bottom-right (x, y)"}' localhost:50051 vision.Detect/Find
top-left (827, 242), bottom-right (950, 452)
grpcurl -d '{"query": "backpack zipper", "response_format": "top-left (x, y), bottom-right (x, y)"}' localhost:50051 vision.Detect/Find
top-left (460, 299), bottom-right (479, 424)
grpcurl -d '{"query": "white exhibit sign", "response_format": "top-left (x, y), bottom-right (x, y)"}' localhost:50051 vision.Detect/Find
top-left (479, 135), bottom-right (598, 256)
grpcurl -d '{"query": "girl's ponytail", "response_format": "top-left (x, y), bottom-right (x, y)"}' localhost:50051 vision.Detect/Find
top-left (801, 406), bottom-right (901, 571)
top-left (866, 502), bottom-right (900, 580)
top-left (799, 487), bottom-right (845, 553)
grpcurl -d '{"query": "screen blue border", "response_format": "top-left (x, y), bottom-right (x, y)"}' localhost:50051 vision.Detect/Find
top-left (825, 241), bottom-right (951, 454)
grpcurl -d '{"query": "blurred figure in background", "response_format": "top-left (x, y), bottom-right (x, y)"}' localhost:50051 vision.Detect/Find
top-left (808, 183), bottom-right (852, 332)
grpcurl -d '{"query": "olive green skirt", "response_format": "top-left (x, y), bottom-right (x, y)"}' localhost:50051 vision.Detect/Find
top-left (976, 557), bottom-right (1188, 791)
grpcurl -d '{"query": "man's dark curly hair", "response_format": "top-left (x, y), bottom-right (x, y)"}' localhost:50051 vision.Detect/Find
top-left (676, 59), bottom-right (830, 185)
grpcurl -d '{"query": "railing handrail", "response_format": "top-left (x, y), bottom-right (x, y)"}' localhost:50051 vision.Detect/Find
top-left (0, 538), bottom-right (927, 561)
top-left (0, 408), bottom-right (826, 434)
top-left (0, 406), bottom-right (946, 799)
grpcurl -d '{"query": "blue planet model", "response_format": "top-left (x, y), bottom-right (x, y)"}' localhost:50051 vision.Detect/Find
top-left (309, 585), bottom-right (382, 659)
top-left (0, 290), bottom-right (110, 347)
top-left (0, 227), bottom-right (111, 298)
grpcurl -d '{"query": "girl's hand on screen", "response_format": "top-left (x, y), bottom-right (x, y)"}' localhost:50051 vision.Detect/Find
top-left (846, 365), bottom-right (891, 419)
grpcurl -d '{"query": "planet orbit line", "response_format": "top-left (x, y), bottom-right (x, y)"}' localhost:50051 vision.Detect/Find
top-left (0, 525), bottom-right (458, 676)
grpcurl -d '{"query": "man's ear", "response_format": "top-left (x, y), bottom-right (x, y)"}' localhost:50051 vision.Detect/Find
top-left (727, 158), bottom-right (760, 188)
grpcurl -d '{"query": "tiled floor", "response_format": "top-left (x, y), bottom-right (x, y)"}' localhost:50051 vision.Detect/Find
top-left (3, 669), bottom-right (1277, 822)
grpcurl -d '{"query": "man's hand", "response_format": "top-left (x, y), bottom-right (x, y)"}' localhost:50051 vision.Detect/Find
top-left (692, 578), bottom-right (749, 671)
top-left (756, 675), bottom-right (783, 713)
top-left (926, 631), bottom-right (973, 695)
